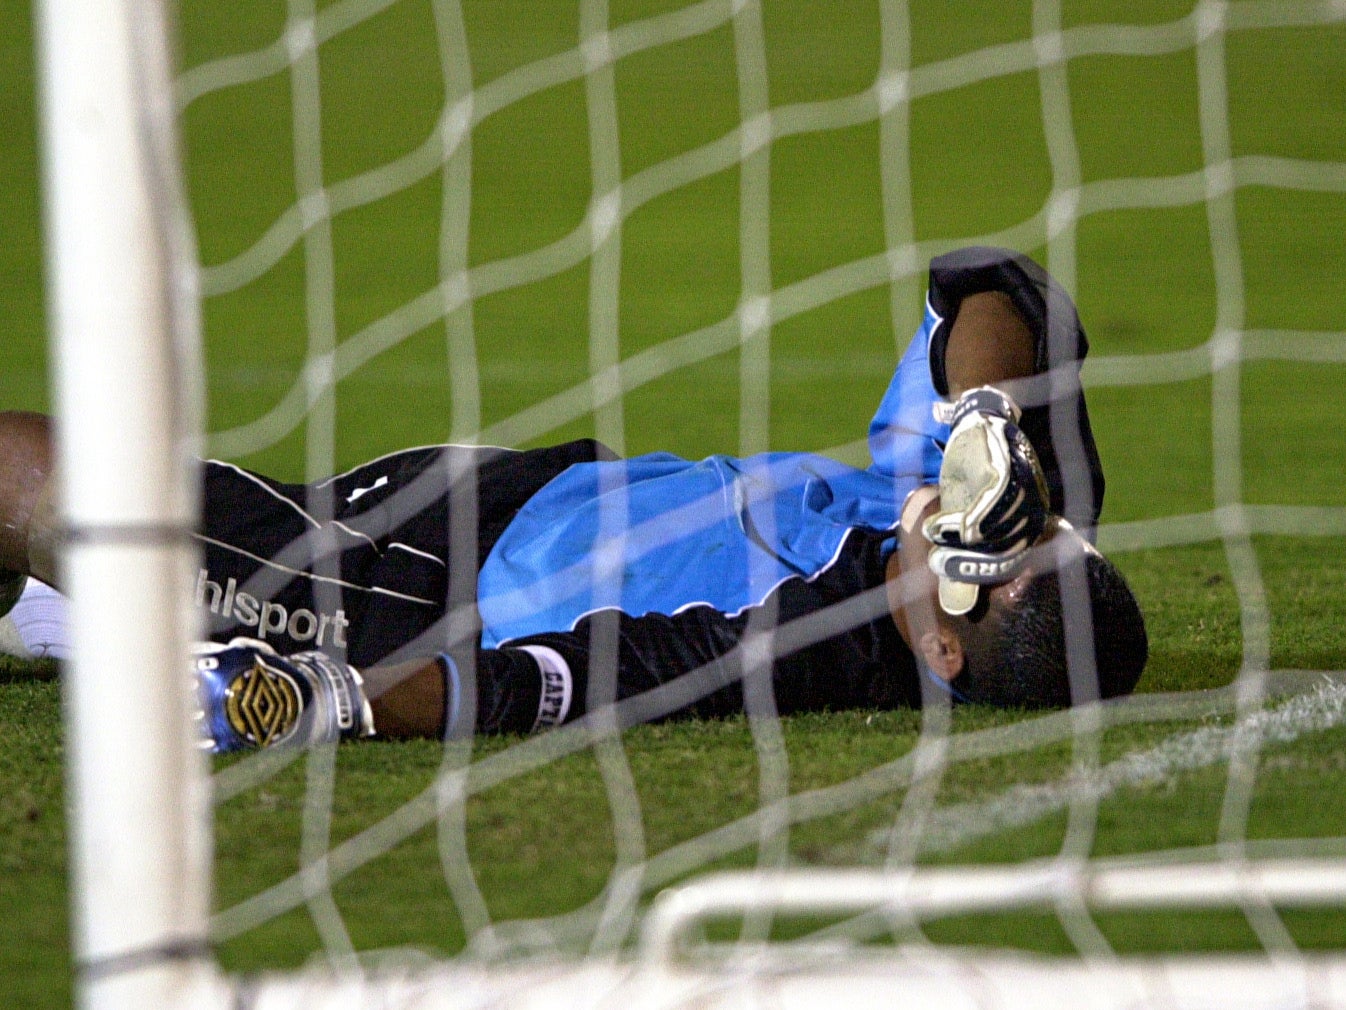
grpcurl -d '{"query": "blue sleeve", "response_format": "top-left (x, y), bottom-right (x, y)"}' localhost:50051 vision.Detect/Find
top-left (866, 299), bottom-right (950, 485)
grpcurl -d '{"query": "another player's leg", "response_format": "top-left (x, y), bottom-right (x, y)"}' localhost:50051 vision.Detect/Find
top-left (0, 411), bottom-right (59, 616)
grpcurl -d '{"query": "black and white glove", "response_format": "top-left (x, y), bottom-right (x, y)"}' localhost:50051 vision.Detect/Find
top-left (194, 638), bottom-right (375, 753)
top-left (923, 387), bottom-right (1051, 613)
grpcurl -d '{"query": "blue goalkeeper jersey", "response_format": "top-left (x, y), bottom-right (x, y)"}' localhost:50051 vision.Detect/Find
top-left (476, 303), bottom-right (951, 647)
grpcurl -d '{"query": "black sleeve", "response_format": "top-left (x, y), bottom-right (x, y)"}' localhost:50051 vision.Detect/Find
top-left (474, 534), bottom-right (919, 733)
top-left (924, 246), bottom-right (1106, 536)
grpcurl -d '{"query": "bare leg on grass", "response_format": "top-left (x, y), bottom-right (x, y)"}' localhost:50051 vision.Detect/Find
top-left (0, 412), bottom-right (59, 605)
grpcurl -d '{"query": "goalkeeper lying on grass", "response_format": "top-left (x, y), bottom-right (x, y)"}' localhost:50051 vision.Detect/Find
top-left (0, 247), bottom-right (1147, 751)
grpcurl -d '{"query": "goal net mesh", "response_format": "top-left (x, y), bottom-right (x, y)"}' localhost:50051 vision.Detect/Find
top-left (160, 0), bottom-right (1346, 998)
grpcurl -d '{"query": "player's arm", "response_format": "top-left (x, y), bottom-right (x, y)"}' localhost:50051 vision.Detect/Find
top-left (918, 287), bottom-right (1053, 612)
top-left (923, 289), bottom-right (1051, 542)
top-left (193, 639), bottom-right (551, 750)
top-left (192, 640), bottom-right (567, 749)
top-left (348, 607), bottom-right (788, 747)
top-left (193, 588), bottom-right (880, 750)
top-left (943, 289), bottom-right (1036, 396)
top-left (361, 646), bottom-right (567, 739)
top-left (0, 411), bottom-right (61, 620)
top-left (477, 572), bottom-right (901, 730)
top-left (924, 246), bottom-right (1105, 532)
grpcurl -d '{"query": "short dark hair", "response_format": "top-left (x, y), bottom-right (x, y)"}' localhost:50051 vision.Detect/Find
top-left (950, 552), bottom-right (1148, 708)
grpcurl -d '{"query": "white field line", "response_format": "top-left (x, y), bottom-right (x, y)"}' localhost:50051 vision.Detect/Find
top-left (209, 672), bottom-right (1346, 952)
top-left (877, 678), bottom-right (1346, 859)
top-left (466, 674), bottom-right (1346, 958)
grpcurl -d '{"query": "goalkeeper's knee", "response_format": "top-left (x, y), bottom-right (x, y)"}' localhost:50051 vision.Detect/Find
top-left (195, 638), bottom-right (375, 753)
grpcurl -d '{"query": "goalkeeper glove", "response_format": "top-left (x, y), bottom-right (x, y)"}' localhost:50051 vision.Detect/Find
top-left (923, 386), bottom-right (1051, 615)
top-left (194, 638), bottom-right (375, 753)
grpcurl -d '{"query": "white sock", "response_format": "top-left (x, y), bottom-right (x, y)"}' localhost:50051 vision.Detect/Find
top-left (0, 578), bottom-right (71, 661)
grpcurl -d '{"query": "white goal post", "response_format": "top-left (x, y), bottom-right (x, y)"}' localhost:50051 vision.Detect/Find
top-left (35, 0), bottom-right (216, 1008)
top-left (34, 0), bottom-right (1346, 1008)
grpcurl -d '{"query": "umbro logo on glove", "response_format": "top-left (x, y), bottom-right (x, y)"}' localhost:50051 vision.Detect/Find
top-left (194, 638), bottom-right (375, 753)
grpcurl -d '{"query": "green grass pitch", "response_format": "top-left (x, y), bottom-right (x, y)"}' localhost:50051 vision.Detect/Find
top-left (3, 0), bottom-right (1346, 1005)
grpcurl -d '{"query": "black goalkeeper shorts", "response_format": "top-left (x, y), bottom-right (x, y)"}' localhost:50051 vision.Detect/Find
top-left (193, 439), bottom-right (616, 668)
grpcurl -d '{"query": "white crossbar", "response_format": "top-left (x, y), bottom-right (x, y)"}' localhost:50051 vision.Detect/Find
top-left (642, 860), bottom-right (1346, 962)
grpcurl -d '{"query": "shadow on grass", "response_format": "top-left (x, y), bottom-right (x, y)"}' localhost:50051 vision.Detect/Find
top-left (0, 656), bottom-right (58, 684)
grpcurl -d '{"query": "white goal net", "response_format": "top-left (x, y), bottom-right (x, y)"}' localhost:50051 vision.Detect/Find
top-left (39, 0), bottom-right (1346, 1008)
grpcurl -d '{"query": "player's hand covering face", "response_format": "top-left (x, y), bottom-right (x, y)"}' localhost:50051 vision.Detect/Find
top-left (922, 386), bottom-right (1051, 616)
